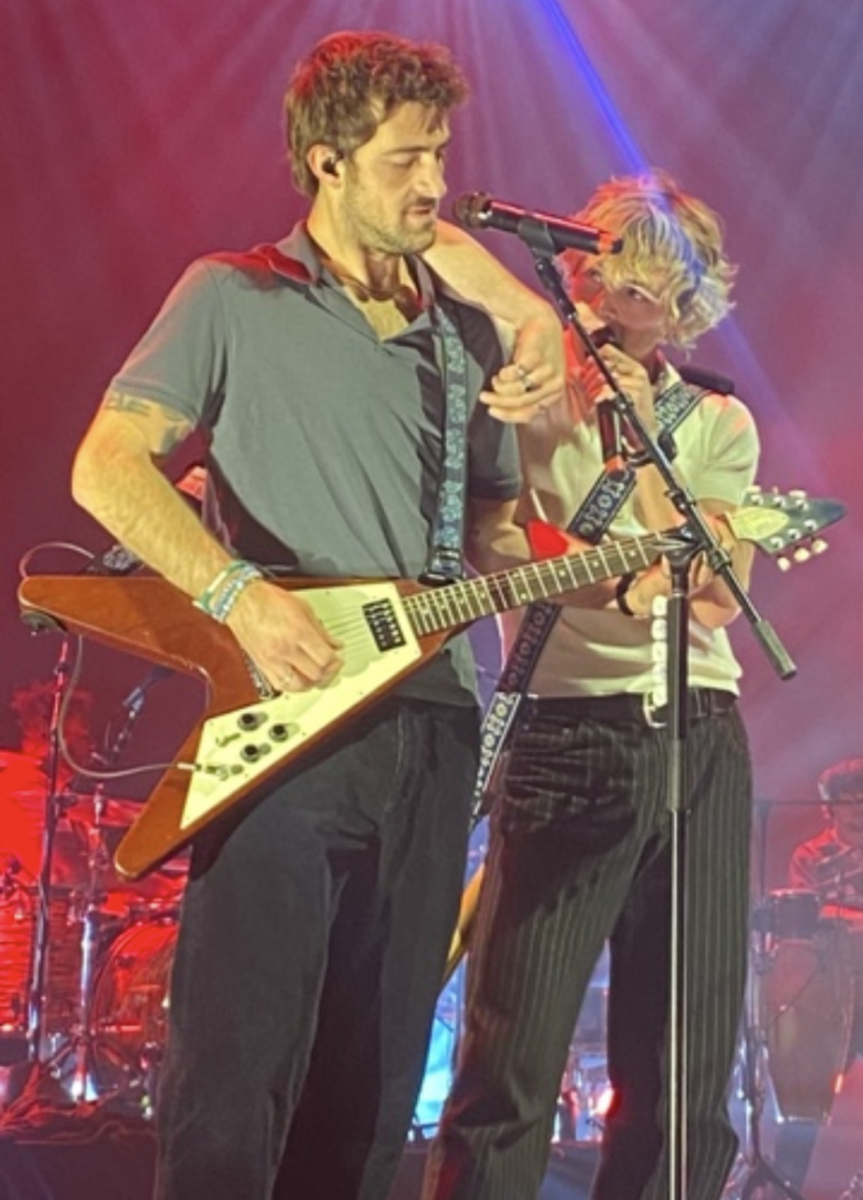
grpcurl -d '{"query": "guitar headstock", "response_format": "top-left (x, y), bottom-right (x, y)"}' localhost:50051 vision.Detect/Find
top-left (729, 486), bottom-right (846, 567)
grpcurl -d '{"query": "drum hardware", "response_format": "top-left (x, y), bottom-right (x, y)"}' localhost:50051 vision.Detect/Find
top-left (42, 785), bottom-right (181, 1109)
top-left (722, 919), bottom-right (812, 1200)
top-left (17, 784), bottom-right (137, 1107)
top-left (1, 654), bottom-right (182, 1117)
top-left (554, 947), bottom-right (612, 1146)
top-left (761, 915), bottom-right (853, 1122)
top-left (556, 1049), bottom-right (611, 1145)
top-left (24, 637), bottom-right (76, 1064)
top-left (87, 913), bottom-right (177, 1117)
top-left (725, 800), bottom-right (819, 1200)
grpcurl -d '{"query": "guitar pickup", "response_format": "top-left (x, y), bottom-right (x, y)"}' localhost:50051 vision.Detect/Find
top-left (363, 599), bottom-right (407, 652)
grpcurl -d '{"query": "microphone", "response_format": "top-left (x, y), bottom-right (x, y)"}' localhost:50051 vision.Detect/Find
top-left (453, 193), bottom-right (622, 255)
top-left (121, 665), bottom-right (172, 716)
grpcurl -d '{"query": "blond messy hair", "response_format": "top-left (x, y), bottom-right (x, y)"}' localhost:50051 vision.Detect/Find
top-left (558, 170), bottom-right (736, 349)
top-left (284, 30), bottom-right (469, 197)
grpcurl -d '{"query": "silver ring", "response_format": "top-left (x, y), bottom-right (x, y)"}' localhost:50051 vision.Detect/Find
top-left (517, 365), bottom-right (536, 393)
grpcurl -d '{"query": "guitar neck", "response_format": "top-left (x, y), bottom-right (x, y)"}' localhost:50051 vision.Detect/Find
top-left (402, 532), bottom-right (669, 637)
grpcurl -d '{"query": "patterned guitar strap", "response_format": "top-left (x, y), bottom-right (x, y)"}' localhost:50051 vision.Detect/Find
top-left (421, 297), bottom-right (472, 583)
top-left (473, 377), bottom-right (710, 811)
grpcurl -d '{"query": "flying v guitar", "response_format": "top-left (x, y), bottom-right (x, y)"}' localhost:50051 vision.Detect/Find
top-left (17, 487), bottom-right (844, 880)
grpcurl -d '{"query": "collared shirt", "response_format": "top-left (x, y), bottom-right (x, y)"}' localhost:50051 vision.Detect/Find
top-left (111, 222), bottom-right (520, 702)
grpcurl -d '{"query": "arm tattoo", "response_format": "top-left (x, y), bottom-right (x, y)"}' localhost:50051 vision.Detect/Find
top-left (103, 389), bottom-right (192, 454)
top-left (103, 390), bottom-right (151, 416)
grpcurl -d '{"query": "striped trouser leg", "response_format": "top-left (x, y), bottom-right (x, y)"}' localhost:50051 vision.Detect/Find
top-left (594, 707), bottom-right (752, 1200)
top-left (422, 704), bottom-right (682, 1200)
top-left (422, 703), bottom-right (752, 1200)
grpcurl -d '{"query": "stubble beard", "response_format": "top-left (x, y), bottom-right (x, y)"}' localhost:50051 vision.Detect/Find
top-left (343, 185), bottom-right (437, 258)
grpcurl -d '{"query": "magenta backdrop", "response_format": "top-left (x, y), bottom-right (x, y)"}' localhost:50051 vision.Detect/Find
top-left (2, 0), bottom-right (862, 812)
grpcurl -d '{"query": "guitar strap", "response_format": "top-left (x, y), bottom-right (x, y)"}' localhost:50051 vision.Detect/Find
top-left (421, 298), bottom-right (471, 582)
top-left (474, 377), bottom-right (710, 808)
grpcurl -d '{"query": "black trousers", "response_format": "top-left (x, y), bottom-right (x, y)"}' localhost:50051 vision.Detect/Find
top-left (423, 697), bottom-right (752, 1200)
top-left (154, 697), bottom-right (478, 1200)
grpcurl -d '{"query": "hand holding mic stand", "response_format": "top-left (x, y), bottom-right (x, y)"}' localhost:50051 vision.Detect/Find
top-left (456, 202), bottom-right (798, 1200)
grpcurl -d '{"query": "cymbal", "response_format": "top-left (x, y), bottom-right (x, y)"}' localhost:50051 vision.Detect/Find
top-left (0, 787), bottom-right (89, 887)
top-left (0, 750), bottom-right (45, 796)
top-left (0, 773), bottom-right (185, 902)
top-left (0, 750), bottom-right (43, 769)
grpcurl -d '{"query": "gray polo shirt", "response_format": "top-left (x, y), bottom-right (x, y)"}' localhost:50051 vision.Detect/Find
top-left (112, 222), bottom-right (521, 703)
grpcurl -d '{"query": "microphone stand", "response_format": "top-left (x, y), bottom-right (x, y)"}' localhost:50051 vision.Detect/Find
top-left (516, 222), bottom-right (797, 1200)
top-left (25, 637), bottom-right (74, 1064)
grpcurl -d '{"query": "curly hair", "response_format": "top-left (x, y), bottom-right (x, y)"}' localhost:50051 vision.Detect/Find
top-left (558, 170), bottom-right (737, 349)
top-left (11, 678), bottom-right (94, 762)
top-left (284, 31), bottom-right (469, 197)
top-left (818, 757), bottom-right (863, 803)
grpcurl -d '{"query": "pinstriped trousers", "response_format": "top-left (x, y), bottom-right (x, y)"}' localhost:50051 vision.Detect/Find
top-left (422, 696), bottom-right (752, 1200)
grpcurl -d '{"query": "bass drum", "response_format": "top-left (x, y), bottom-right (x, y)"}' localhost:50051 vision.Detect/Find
top-left (762, 918), bottom-right (854, 1121)
top-left (90, 912), bottom-right (178, 1110)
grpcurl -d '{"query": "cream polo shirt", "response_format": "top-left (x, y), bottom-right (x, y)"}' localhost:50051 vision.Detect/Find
top-left (508, 360), bottom-right (760, 699)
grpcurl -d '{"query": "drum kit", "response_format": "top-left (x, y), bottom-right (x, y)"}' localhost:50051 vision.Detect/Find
top-left (728, 801), bottom-right (863, 1200)
top-left (754, 888), bottom-right (859, 1124)
top-left (0, 732), bottom-right (184, 1117)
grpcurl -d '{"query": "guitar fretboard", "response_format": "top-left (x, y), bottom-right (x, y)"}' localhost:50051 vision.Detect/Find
top-left (403, 532), bottom-right (673, 637)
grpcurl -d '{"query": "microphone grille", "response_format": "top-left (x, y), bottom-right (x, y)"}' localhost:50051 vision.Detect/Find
top-left (452, 192), bottom-right (490, 229)
top-left (590, 325), bottom-right (622, 350)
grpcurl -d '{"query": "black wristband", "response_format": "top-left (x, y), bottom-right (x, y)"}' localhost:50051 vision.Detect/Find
top-left (615, 572), bottom-right (638, 617)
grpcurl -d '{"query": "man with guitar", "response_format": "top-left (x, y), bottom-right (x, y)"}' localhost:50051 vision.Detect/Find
top-left (69, 30), bottom-right (564, 1200)
top-left (422, 172), bottom-right (761, 1200)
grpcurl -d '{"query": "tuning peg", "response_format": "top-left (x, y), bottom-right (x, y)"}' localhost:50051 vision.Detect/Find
top-left (793, 546), bottom-right (811, 564)
top-left (776, 556), bottom-right (792, 572)
top-left (811, 538), bottom-right (828, 555)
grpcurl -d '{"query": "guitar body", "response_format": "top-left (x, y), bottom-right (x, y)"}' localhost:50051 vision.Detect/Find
top-left (18, 574), bottom-right (450, 878)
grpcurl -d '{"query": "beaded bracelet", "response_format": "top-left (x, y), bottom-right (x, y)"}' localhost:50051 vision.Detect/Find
top-left (193, 559), bottom-right (264, 623)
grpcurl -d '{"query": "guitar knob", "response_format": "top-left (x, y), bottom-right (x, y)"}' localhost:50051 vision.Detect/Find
top-left (237, 711), bottom-right (267, 732)
top-left (240, 742), bottom-right (272, 763)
